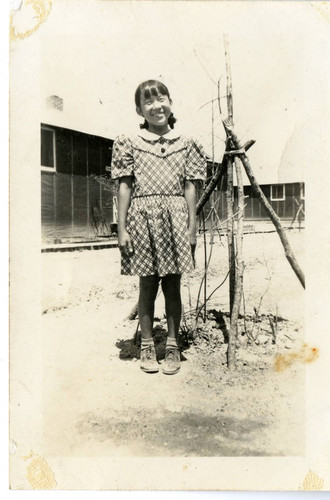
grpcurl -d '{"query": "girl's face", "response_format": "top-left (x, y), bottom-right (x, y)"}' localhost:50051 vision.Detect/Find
top-left (136, 91), bottom-right (172, 134)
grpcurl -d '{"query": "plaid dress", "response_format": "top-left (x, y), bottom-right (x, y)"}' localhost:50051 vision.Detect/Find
top-left (111, 130), bottom-right (206, 276)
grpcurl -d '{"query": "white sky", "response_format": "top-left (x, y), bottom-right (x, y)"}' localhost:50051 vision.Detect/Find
top-left (39, 0), bottom-right (330, 184)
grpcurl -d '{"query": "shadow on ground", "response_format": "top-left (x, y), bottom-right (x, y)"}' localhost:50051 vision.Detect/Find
top-left (208, 309), bottom-right (229, 343)
top-left (76, 408), bottom-right (269, 456)
top-left (116, 324), bottom-right (190, 362)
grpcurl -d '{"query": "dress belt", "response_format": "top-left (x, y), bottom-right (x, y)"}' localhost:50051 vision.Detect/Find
top-left (132, 193), bottom-right (184, 199)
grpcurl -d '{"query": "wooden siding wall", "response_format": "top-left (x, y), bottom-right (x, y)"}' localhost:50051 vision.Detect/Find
top-left (198, 182), bottom-right (304, 229)
top-left (41, 126), bottom-right (115, 243)
top-left (41, 174), bottom-right (116, 243)
top-left (243, 183), bottom-right (304, 220)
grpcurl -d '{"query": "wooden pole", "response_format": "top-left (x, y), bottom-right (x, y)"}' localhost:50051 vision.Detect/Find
top-left (227, 157), bottom-right (245, 369)
top-left (211, 95), bottom-right (216, 236)
top-left (223, 34), bottom-right (236, 319)
top-left (223, 35), bottom-right (237, 352)
top-left (226, 156), bottom-right (236, 316)
top-left (202, 209), bottom-right (207, 322)
top-left (224, 34), bottom-right (233, 120)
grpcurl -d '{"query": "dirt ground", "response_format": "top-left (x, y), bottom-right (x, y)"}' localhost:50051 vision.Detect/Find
top-left (42, 229), bottom-right (306, 457)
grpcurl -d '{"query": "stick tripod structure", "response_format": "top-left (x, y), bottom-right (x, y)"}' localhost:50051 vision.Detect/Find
top-left (195, 35), bottom-right (305, 369)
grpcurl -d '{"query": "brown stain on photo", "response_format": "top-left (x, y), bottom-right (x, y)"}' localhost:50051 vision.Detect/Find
top-left (301, 470), bottom-right (324, 491)
top-left (10, 0), bottom-right (52, 41)
top-left (24, 452), bottom-right (57, 489)
top-left (274, 343), bottom-right (319, 372)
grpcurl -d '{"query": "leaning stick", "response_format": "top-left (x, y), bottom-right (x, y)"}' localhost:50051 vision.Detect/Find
top-left (223, 121), bottom-right (305, 289)
top-left (196, 162), bottom-right (226, 215)
top-left (195, 139), bottom-right (254, 217)
top-left (127, 302), bottom-right (139, 321)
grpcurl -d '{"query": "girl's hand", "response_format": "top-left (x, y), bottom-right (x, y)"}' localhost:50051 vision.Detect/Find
top-left (184, 179), bottom-right (197, 267)
top-left (188, 227), bottom-right (197, 266)
top-left (188, 227), bottom-right (197, 247)
top-left (118, 229), bottom-right (134, 257)
top-left (190, 243), bottom-right (196, 267)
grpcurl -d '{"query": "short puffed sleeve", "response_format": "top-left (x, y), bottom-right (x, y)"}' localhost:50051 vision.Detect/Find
top-left (185, 138), bottom-right (207, 182)
top-left (111, 135), bottom-right (134, 179)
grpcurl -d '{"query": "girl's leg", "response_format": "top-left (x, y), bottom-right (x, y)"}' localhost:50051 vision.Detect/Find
top-left (161, 274), bottom-right (182, 339)
top-left (161, 274), bottom-right (181, 375)
top-left (138, 275), bottom-right (160, 373)
top-left (138, 275), bottom-right (160, 339)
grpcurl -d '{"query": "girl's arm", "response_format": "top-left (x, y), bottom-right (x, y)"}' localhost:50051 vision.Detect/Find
top-left (118, 176), bottom-right (133, 256)
top-left (184, 180), bottom-right (197, 260)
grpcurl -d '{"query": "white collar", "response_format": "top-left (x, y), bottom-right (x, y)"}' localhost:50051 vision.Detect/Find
top-left (137, 128), bottom-right (181, 141)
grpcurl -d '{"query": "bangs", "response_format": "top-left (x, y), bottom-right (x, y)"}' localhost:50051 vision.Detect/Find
top-left (135, 80), bottom-right (170, 106)
top-left (142, 82), bottom-right (168, 99)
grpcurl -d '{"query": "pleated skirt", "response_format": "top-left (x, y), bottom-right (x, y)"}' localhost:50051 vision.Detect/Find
top-left (121, 194), bottom-right (194, 277)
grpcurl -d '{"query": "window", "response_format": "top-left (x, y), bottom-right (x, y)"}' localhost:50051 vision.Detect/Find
top-left (41, 126), bottom-right (56, 171)
top-left (300, 183), bottom-right (305, 200)
top-left (270, 184), bottom-right (285, 201)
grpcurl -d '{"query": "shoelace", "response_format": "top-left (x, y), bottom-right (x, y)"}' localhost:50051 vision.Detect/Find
top-left (142, 346), bottom-right (154, 359)
top-left (165, 348), bottom-right (178, 360)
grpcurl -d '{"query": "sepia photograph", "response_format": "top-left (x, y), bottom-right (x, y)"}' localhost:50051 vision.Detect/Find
top-left (9, 0), bottom-right (330, 491)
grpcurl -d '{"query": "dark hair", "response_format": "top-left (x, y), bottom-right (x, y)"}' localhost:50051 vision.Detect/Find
top-left (135, 79), bottom-right (177, 129)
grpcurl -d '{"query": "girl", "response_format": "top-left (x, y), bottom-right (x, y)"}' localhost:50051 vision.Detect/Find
top-left (111, 80), bottom-right (206, 375)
